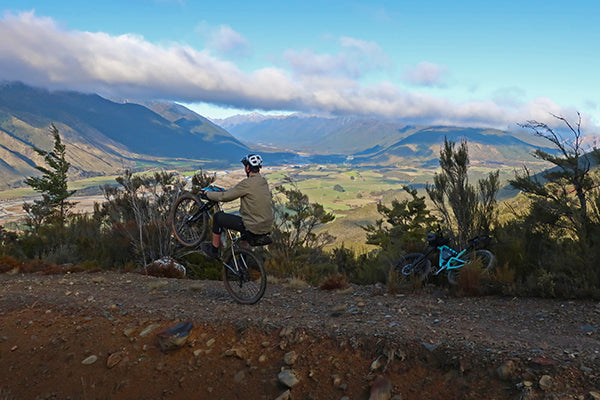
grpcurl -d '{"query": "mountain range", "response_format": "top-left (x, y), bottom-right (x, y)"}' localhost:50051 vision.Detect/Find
top-left (0, 81), bottom-right (558, 191)
top-left (218, 113), bottom-right (555, 168)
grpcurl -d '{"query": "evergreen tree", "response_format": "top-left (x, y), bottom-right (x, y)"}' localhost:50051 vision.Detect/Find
top-left (23, 124), bottom-right (76, 228)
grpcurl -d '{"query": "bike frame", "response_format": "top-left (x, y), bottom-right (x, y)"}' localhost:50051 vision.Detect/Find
top-left (222, 227), bottom-right (251, 276)
top-left (399, 230), bottom-right (492, 285)
top-left (433, 244), bottom-right (469, 276)
top-left (187, 194), bottom-right (249, 277)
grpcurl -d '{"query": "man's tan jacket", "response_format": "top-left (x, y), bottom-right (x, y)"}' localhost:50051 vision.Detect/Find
top-left (205, 173), bottom-right (274, 234)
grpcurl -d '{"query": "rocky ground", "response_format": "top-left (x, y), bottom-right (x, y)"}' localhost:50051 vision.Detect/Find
top-left (0, 270), bottom-right (599, 400)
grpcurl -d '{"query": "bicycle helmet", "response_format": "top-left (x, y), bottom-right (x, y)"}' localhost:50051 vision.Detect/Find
top-left (241, 154), bottom-right (263, 168)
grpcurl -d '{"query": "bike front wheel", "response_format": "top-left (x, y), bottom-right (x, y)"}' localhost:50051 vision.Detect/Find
top-left (447, 250), bottom-right (496, 285)
top-left (396, 253), bottom-right (431, 282)
top-left (222, 248), bottom-right (267, 305)
top-left (171, 193), bottom-right (209, 247)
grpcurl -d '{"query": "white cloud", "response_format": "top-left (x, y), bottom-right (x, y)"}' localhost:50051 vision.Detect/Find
top-left (0, 11), bottom-right (593, 131)
top-left (209, 24), bottom-right (251, 58)
top-left (284, 36), bottom-right (389, 79)
top-left (339, 36), bottom-right (383, 57)
top-left (403, 61), bottom-right (448, 87)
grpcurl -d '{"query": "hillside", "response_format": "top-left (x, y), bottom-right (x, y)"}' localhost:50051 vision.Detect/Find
top-left (0, 82), bottom-right (249, 189)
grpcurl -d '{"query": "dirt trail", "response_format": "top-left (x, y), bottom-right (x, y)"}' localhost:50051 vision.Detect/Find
top-left (0, 271), bottom-right (599, 399)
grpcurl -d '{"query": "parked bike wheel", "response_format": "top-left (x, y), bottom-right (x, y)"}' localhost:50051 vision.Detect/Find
top-left (171, 193), bottom-right (209, 247)
top-left (222, 248), bottom-right (267, 304)
top-left (396, 253), bottom-right (431, 282)
top-left (447, 250), bottom-right (496, 285)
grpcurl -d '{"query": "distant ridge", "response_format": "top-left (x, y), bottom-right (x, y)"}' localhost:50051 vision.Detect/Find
top-left (214, 112), bottom-right (278, 126)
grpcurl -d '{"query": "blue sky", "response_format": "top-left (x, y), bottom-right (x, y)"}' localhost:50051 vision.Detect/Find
top-left (0, 0), bottom-right (598, 131)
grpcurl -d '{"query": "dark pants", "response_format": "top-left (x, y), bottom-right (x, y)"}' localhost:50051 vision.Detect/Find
top-left (212, 211), bottom-right (246, 235)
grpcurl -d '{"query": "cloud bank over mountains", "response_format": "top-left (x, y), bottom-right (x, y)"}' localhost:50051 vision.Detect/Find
top-left (0, 11), bottom-right (589, 130)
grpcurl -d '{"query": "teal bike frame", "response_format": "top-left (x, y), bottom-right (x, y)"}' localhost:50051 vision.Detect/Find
top-left (399, 232), bottom-right (495, 285)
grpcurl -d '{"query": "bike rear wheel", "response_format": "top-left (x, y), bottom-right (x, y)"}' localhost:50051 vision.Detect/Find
top-left (171, 193), bottom-right (209, 247)
top-left (222, 248), bottom-right (267, 305)
top-left (396, 253), bottom-right (431, 282)
top-left (447, 250), bottom-right (495, 285)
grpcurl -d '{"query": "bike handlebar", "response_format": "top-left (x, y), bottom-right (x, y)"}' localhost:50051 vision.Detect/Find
top-left (199, 185), bottom-right (225, 200)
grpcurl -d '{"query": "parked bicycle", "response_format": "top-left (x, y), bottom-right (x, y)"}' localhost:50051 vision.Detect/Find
top-left (396, 229), bottom-right (495, 285)
top-left (170, 186), bottom-right (270, 304)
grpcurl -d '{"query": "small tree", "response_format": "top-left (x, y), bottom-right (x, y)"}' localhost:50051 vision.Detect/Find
top-left (99, 169), bottom-right (189, 266)
top-left (363, 185), bottom-right (438, 253)
top-left (269, 177), bottom-right (336, 280)
top-left (272, 177), bottom-right (336, 253)
top-left (23, 124), bottom-right (76, 229)
top-left (508, 112), bottom-right (600, 287)
top-left (426, 137), bottom-right (500, 245)
top-left (510, 112), bottom-right (600, 239)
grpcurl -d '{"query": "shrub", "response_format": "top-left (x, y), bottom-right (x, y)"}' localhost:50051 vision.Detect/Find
top-left (320, 273), bottom-right (349, 290)
top-left (177, 252), bottom-right (221, 280)
top-left (0, 256), bottom-right (23, 273)
top-left (0, 226), bottom-right (18, 257)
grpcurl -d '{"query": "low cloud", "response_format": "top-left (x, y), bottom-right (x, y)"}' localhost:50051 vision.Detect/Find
top-left (0, 11), bottom-right (591, 131)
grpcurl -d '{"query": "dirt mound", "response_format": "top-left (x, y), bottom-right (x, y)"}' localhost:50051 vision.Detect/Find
top-left (0, 271), bottom-right (598, 399)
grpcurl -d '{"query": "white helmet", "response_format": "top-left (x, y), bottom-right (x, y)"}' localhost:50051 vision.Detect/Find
top-left (241, 154), bottom-right (263, 168)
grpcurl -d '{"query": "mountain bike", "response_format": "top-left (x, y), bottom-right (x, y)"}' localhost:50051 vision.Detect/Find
top-left (170, 186), bottom-right (270, 304)
top-left (396, 229), bottom-right (495, 285)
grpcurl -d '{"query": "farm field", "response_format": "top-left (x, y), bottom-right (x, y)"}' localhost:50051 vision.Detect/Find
top-left (0, 163), bottom-right (520, 249)
top-left (263, 164), bottom-right (521, 250)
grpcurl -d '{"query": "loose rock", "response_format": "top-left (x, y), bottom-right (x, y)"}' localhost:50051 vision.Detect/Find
top-left (274, 390), bottom-right (291, 400)
top-left (369, 375), bottom-right (392, 400)
top-left (81, 355), bottom-right (98, 365)
top-left (538, 375), bottom-right (553, 391)
top-left (496, 360), bottom-right (517, 380)
top-left (283, 350), bottom-right (297, 365)
top-left (106, 351), bottom-right (124, 369)
top-left (278, 369), bottom-right (300, 388)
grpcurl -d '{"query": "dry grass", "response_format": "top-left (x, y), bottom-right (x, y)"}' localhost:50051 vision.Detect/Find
top-left (320, 273), bottom-right (350, 291)
top-left (494, 262), bottom-right (515, 284)
top-left (457, 258), bottom-right (485, 296)
top-left (387, 267), bottom-right (400, 295)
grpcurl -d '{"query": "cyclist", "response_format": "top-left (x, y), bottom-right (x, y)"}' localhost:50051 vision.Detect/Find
top-left (199, 154), bottom-right (274, 258)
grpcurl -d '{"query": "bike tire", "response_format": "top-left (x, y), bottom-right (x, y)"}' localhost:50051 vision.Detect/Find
top-left (447, 250), bottom-right (496, 285)
top-left (171, 193), bottom-right (209, 247)
top-left (396, 253), bottom-right (431, 282)
top-left (222, 248), bottom-right (267, 305)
